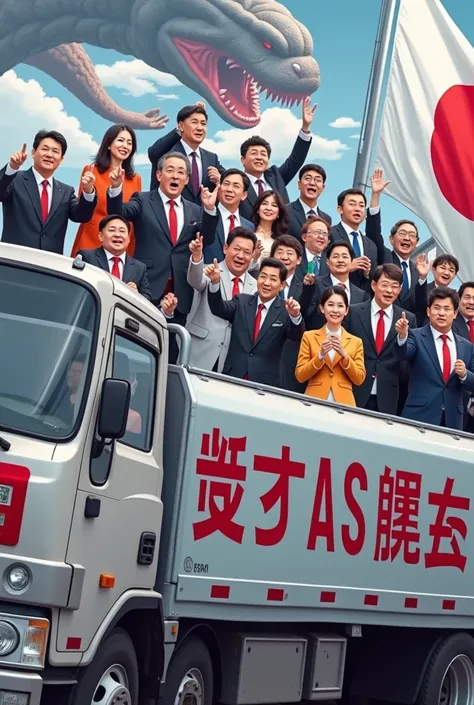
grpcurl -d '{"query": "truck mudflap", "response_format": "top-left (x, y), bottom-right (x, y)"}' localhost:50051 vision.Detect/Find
top-left (163, 369), bottom-right (474, 626)
top-left (0, 669), bottom-right (42, 705)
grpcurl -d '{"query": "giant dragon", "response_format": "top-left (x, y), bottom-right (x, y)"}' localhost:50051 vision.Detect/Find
top-left (0, 0), bottom-right (320, 130)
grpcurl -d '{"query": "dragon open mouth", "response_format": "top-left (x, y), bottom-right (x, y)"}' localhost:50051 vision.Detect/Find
top-left (173, 37), bottom-right (306, 127)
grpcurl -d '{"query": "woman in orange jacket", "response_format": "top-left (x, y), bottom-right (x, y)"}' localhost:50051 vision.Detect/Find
top-left (71, 124), bottom-right (141, 257)
top-left (296, 286), bottom-right (366, 406)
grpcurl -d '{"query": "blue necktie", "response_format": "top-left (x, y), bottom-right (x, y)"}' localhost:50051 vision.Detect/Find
top-left (401, 261), bottom-right (409, 295)
top-left (351, 231), bottom-right (361, 257)
top-left (307, 209), bottom-right (316, 219)
top-left (313, 255), bottom-right (320, 276)
top-left (279, 286), bottom-right (286, 300)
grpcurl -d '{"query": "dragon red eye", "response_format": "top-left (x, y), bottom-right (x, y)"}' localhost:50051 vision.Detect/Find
top-left (263, 41), bottom-right (272, 50)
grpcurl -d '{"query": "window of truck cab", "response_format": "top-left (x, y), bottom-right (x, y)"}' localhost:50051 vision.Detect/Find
top-left (0, 262), bottom-right (98, 441)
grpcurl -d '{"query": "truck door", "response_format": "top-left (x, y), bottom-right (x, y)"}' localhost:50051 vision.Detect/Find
top-left (58, 307), bottom-right (164, 653)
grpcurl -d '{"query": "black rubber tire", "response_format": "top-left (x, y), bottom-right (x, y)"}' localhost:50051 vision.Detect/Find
top-left (417, 632), bottom-right (474, 705)
top-left (71, 627), bottom-right (139, 704)
top-left (162, 636), bottom-right (213, 705)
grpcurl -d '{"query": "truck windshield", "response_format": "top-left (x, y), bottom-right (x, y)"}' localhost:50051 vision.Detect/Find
top-left (0, 263), bottom-right (97, 440)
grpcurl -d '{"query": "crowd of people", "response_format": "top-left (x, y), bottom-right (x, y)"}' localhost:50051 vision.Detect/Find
top-left (1, 98), bottom-right (474, 434)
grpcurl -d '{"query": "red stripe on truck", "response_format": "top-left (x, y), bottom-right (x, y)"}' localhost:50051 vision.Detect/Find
top-left (364, 594), bottom-right (379, 606)
top-left (210, 585), bottom-right (230, 599)
top-left (0, 462), bottom-right (30, 546)
top-left (442, 599), bottom-right (456, 610)
top-left (320, 591), bottom-right (336, 603)
top-left (267, 588), bottom-right (284, 601)
top-left (404, 597), bottom-right (418, 609)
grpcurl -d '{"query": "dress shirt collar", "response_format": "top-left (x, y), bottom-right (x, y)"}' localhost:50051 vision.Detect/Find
top-left (246, 173), bottom-right (267, 190)
top-left (158, 188), bottom-right (182, 208)
top-left (257, 296), bottom-right (276, 310)
top-left (32, 168), bottom-right (53, 189)
top-left (180, 140), bottom-right (201, 159)
top-left (222, 260), bottom-right (245, 284)
top-left (341, 220), bottom-right (361, 237)
top-left (103, 248), bottom-right (126, 264)
top-left (325, 326), bottom-right (342, 336)
top-left (285, 273), bottom-right (294, 290)
top-left (430, 326), bottom-right (453, 342)
top-left (394, 251), bottom-right (410, 265)
top-left (371, 299), bottom-right (393, 319)
top-left (299, 198), bottom-right (318, 215)
top-left (330, 274), bottom-right (349, 289)
top-left (218, 203), bottom-right (241, 223)
top-left (306, 247), bottom-right (320, 262)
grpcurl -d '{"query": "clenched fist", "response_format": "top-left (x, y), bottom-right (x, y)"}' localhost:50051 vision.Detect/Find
top-left (81, 168), bottom-right (96, 194)
top-left (204, 258), bottom-right (221, 284)
top-left (109, 166), bottom-right (125, 189)
top-left (395, 311), bottom-right (409, 339)
top-left (285, 296), bottom-right (301, 318)
top-left (454, 359), bottom-right (467, 379)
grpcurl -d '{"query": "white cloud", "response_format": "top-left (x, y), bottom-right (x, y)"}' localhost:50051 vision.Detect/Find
top-left (350, 133), bottom-right (361, 139)
top-left (204, 107), bottom-right (349, 162)
top-left (95, 59), bottom-right (182, 98)
top-left (329, 117), bottom-right (362, 129)
top-left (0, 71), bottom-right (98, 167)
top-left (156, 93), bottom-right (180, 100)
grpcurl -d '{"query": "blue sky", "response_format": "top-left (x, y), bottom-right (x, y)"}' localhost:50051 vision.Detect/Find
top-left (2, 0), bottom-right (473, 254)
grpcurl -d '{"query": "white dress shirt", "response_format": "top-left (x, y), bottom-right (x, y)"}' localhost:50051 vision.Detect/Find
top-left (370, 301), bottom-right (393, 394)
top-left (321, 326), bottom-right (342, 402)
top-left (299, 198), bottom-right (319, 217)
top-left (394, 252), bottom-right (412, 288)
top-left (340, 206), bottom-right (380, 257)
top-left (246, 173), bottom-right (271, 194)
top-left (5, 165), bottom-right (95, 213)
top-left (181, 140), bottom-right (202, 183)
top-left (330, 274), bottom-right (351, 303)
top-left (103, 248), bottom-right (126, 280)
top-left (218, 203), bottom-right (241, 240)
top-left (281, 273), bottom-right (294, 300)
top-left (430, 326), bottom-right (456, 376)
top-left (208, 286), bottom-right (301, 325)
top-left (158, 188), bottom-right (184, 239)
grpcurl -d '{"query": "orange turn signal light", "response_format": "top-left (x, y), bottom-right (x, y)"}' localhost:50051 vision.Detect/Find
top-left (99, 574), bottom-right (116, 589)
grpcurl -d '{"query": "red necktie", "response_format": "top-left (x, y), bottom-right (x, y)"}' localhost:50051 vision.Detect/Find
top-left (229, 214), bottom-right (236, 233)
top-left (190, 152), bottom-right (200, 195)
top-left (232, 277), bottom-right (240, 297)
top-left (40, 179), bottom-right (49, 223)
top-left (253, 303), bottom-right (265, 342)
top-left (168, 200), bottom-right (178, 244)
top-left (468, 320), bottom-right (474, 343)
top-left (111, 256), bottom-right (121, 279)
top-left (256, 179), bottom-right (264, 196)
top-left (441, 334), bottom-right (451, 382)
top-left (375, 309), bottom-right (385, 354)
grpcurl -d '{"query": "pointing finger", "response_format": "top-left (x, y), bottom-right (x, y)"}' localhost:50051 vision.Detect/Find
top-left (21, 143), bottom-right (27, 154)
top-left (401, 311), bottom-right (406, 319)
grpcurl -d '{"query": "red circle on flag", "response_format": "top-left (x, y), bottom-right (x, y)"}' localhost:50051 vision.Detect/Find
top-left (431, 84), bottom-right (474, 222)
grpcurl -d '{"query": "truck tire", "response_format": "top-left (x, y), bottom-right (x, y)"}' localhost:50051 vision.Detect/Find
top-left (162, 635), bottom-right (213, 705)
top-left (417, 632), bottom-right (474, 705)
top-left (71, 627), bottom-right (139, 704)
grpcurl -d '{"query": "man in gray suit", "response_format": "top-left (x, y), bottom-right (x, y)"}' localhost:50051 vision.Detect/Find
top-left (186, 227), bottom-right (258, 372)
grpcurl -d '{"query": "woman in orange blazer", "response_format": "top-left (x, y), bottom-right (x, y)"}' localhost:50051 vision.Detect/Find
top-left (296, 286), bottom-right (366, 406)
top-left (71, 124), bottom-right (141, 257)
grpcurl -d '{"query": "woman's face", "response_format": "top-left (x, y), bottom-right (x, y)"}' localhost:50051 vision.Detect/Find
top-left (258, 195), bottom-right (280, 223)
top-left (320, 294), bottom-right (348, 327)
top-left (110, 130), bottom-right (134, 162)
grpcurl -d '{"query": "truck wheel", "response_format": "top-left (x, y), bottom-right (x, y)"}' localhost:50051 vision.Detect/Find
top-left (72, 628), bottom-right (139, 704)
top-left (163, 636), bottom-right (213, 705)
top-left (417, 632), bottom-right (474, 705)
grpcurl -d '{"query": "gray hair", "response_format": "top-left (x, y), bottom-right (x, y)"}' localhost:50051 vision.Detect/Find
top-left (156, 151), bottom-right (191, 177)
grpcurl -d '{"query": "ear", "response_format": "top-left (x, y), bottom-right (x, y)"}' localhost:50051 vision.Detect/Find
top-left (337, 205), bottom-right (343, 216)
top-left (371, 279), bottom-right (376, 295)
top-left (241, 192), bottom-right (248, 202)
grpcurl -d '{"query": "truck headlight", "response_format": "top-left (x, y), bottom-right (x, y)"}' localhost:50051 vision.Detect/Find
top-left (0, 621), bottom-right (19, 656)
top-left (6, 565), bottom-right (30, 592)
top-left (22, 619), bottom-right (49, 667)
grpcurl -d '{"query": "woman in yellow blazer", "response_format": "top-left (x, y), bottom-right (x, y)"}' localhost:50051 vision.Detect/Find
top-left (296, 286), bottom-right (366, 406)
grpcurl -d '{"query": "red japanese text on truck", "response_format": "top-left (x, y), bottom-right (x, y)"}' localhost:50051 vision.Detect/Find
top-left (0, 242), bottom-right (473, 705)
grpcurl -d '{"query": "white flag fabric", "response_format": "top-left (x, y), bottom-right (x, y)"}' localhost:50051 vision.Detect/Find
top-left (375, 0), bottom-right (474, 279)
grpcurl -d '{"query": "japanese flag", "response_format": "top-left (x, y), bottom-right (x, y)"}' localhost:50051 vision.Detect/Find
top-left (374, 0), bottom-right (474, 279)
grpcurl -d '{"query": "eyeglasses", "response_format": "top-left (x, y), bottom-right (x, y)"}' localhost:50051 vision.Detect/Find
top-left (306, 229), bottom-right (328, 236)
top-left (396, 230), bottom-right (418, 239)
top-left (378, 283), bottom-right (401, 291)
top-left (302, 176), bottom-right (324, 185)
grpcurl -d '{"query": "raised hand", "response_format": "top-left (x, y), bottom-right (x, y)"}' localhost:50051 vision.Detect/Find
top-left (415, 253), bottom-right (431, 279)
top-left (207, 166), bottom-right (221, 185)
top-left (285, 297), bottom-right (301, 318)
top-left (200, 184), bottom-right (220, 211)
top-left (204, 258), bottom-right (221, 284)
top-left (196, 101), bottom-right (206, 110)
top-left (81, 168), bottom-right (96, 194)
top-left (303, 273), bottom-right (316, 286)
top-left (160, 293), bottom-right (178, 316)
top-left (395, 311), bottom-right (409, 338)
top-left (189, 233), bottom-right (203, 262)
top-left (302, 97), bottom-right (317, 131)
top-left (109, 166), bottom-right (125, 189)
top-left (454, 359), bottom-right (467, 379)
top-left (9, 144), bottom-right (28, 170)
top-left (370, 167), bottom-right (391, 195)
top-left (252, 240), bottom-right (264, 262)
top-left (142, 108), bottom-right (169, 129)
top-left (350, 256), bottom-right (371, 274)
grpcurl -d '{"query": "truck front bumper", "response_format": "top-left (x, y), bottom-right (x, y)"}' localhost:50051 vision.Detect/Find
top-left (0, 669), bottom-right (42, 705)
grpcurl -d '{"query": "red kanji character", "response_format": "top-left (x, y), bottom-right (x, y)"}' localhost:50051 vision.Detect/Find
top-left (254, 446), bottom-right (305, 546)
top-left (193, 428), bottom-right (247, 543)
top-left (425, 477), bottom-right (470, 572)
top-left (374, 466), bottom-right (421, 564)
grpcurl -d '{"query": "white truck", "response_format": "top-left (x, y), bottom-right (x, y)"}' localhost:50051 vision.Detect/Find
top-left (0, 242), bottom-right (473, 705)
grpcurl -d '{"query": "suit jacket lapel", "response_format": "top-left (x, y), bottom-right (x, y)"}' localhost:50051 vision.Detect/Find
top-left (123, 255), bottom-right (136, 282)
top-left (216, 215), bottom-right (226, 253)
top-left (220, 264), bottom-right (231, 299)
top-left (420, 326), bottom-right (444, 382)
top-left (294, 201), bottom-right (306, 229)
top-left (254, 297), bottom-right (281, 345)
top-left (243, 272), bottom-right (255, 294)
top-left (23, 169), bottom-right (42, 224)
top-left (45, 178), bottom-right (63, 225)
top-left (245, 295), bottom-right (258, 345)
top-left (360, 302), bottom-right (376, 350)
top-left (96, 248), bottom-right (109, 272)
top-left (334, 223), bottom-right (350, 245)
top-left (150, 191), bottom-right (172, 243)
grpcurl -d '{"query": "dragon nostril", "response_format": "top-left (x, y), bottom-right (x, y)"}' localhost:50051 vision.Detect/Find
top-left (292, 62), bottom-right (302, 76)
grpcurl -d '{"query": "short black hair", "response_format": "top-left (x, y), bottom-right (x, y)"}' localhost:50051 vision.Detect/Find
top-left (240, 136), bottom-right (271, 158)
top-left (372, 263), bottom-right (403, 285)
top-left (326, 240), bottom-right (356, 260)
top-left (33, 130), bottom-right (68, 156)
top-left (432, 254), bottom-right (459, 273)
top-left (99, 214), bottom-right (131, 233)
top-left (320, 285), bottom-right (349, 308)
top-left (258, 257), bottom-right (287, 282)
top-left (226, 226), bottom-right (257, 249)
top-left (390, 219), bottom-right (419, 239)
top-left (270, 234), bottom-right (303, 258)
top-left (459, 281), bottom-right (474, 298)
top-left (299, 163), bottom-right (327, 184)
top-left (428, 286), bottom-right (459, 310)
top-left (177, 104), bottom-right (208, 123)
top-left (220, 168), bottom-right (250, 192)
top-left (337, 188), bottom-right (367, 208)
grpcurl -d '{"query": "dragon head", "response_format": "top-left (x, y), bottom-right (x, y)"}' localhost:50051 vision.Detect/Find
top-left (131, 0), bottom-right (320, 128)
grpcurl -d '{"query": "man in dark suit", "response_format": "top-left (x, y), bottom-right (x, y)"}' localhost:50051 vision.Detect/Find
top-left (207, 257), bottom-right (305, 387)
top-left (148, 103), bottom-right (225, 201)
top-left (288, 163), bottom-right (332, 240)
top-left (453, 281), bottom-right (474, 431)
top-left (238, 98), bottom-right (316, 220)
top-left (417, 254), bottom-right (460, 326)
top-left (77, 214), bottom-right (151, 299)
top-left (204, 168), bottom-right (254, 263)
top-left (345, 264), bottom-right (416, 414)
top-left (300, 241), bottom-right (369, 331)
top-left (0, 130), bottom-right (97, 254)
top-left (395, 287), bottom-right (474, 430)
top-left (296, 216), bottom-right (330, 280)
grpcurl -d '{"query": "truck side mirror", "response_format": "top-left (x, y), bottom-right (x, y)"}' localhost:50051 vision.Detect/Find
top-left (97, 378), bottom-right (131, 440)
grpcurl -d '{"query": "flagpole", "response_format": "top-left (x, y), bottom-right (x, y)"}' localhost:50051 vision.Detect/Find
top-left (353, 0), bottom-right (399, 191)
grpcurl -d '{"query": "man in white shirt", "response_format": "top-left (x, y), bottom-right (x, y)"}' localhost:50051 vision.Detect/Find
top-left (0, 130), bottom-right (97, 254)
top-left (395, 287), bottom-right (474, 429)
